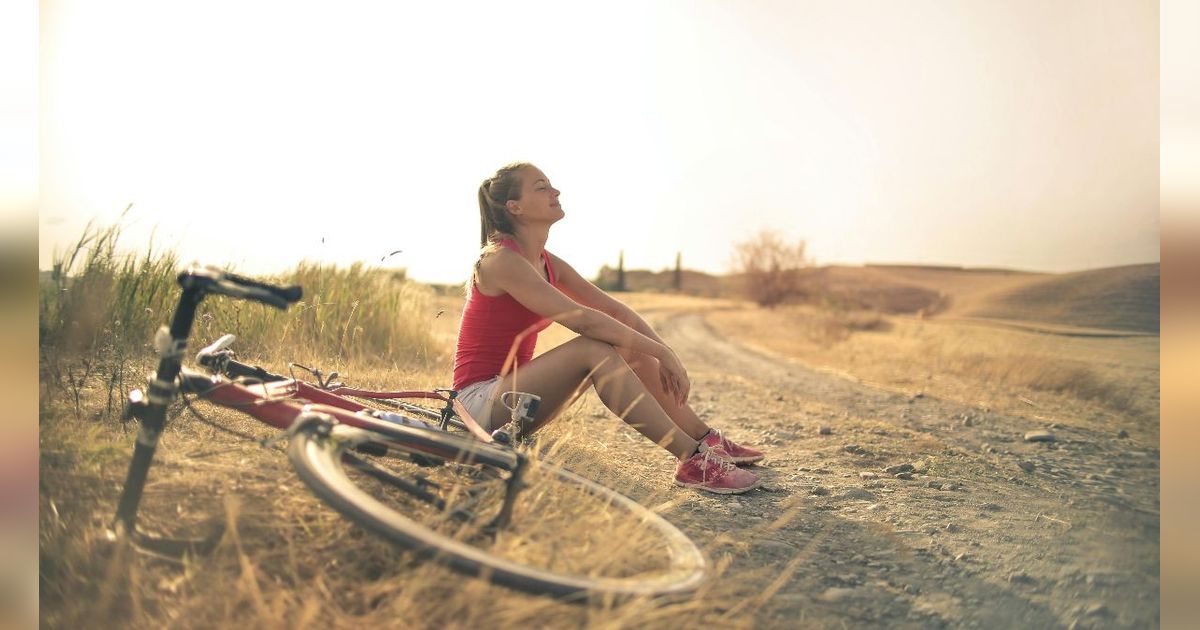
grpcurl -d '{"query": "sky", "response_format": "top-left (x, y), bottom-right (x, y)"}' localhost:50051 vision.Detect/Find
top-left (34, 0), bottom-right (1159, 284)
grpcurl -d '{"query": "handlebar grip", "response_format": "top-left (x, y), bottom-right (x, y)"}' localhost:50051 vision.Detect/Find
top-left (229, 283), bottom-right (292, 309)
top-left (179, 267), bottom-right (303, 310)
top-left (223, 270), bottom-right (302, 304)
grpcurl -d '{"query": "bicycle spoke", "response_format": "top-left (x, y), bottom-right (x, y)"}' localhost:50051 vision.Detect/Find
top-left (289, 423), bottom-right (707, 598)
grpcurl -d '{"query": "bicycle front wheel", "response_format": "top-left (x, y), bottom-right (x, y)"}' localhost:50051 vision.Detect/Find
top-left (286, 416), bottom-right (707, 600)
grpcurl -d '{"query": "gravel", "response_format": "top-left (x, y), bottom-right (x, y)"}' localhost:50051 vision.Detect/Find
top-left (840, 488), bottom-right (878, 501)
top-left (1008, 571), bottom-right (1037, 584)
top-left (1024, 430), bottom-right (1056, 443)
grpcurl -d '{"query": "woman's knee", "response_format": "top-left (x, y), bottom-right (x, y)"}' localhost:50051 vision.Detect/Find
top-left (615, 346), bottom-right (655, 371)
top-left (570, 337), bottom-right (623, 371)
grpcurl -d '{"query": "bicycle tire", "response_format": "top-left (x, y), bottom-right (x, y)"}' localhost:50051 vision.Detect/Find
top-left (287, 417), bottom-right (707, 600)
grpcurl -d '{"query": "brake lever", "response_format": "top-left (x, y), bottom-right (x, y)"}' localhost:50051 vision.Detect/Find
top-left (196, 334), bottom-right (238, 372)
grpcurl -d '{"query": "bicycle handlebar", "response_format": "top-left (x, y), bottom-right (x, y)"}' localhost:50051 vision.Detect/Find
top-left (179, 266), bottom-right (303, 310)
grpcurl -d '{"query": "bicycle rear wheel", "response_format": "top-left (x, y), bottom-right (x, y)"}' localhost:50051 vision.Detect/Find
top-left (286, 415), bottom-right (707, 600)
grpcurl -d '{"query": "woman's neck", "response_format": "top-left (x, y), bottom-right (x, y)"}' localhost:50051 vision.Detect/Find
top-left (509, 227), bottom-right (550, 264)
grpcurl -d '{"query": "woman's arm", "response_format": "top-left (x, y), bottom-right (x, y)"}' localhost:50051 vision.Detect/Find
top-left (480, 246), bottom-right (696, 403)
top-left (545, 252), bottom-right (695, 403)
top-left (480, 249), bottom-right (665, 358)
top-left (546, 252), bottom-right (665, 345)
top-left (480, 248), bottom-right (691, 404)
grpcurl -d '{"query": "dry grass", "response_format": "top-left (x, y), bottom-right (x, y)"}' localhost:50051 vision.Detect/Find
top-left (38, 364), bottom-right (788, 628)
top-left (40, 220), bottom-right (443, 421)
top-left (41, 222), bottom-right (1159, 627)
top-left (38, 225), bottom-right (786, 628)
top-left (707, 302), bottom-right (1159, 426)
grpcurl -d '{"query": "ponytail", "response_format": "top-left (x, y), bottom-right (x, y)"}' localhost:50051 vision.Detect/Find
top-left (477, 162), bottom-right (532, 246)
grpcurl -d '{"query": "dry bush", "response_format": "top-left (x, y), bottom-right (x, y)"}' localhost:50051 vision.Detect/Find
top-left (731, 230), bottom-right (812, 308)
top-left (931, 350), bottom-right (1145, 417)
top-left (785, 307), bottom-right (892, 347)
top-left (814, 309), bottom-right (891, 345)
top-left (1019, 357), bottom-right (1143, 415)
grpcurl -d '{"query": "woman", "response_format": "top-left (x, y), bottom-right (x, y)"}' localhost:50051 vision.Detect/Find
top-left (453, 162), bottom-right (764, 494)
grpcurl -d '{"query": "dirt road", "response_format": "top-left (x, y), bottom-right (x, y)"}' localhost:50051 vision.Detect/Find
top-left (622, 310), bottom-right (1159, 628)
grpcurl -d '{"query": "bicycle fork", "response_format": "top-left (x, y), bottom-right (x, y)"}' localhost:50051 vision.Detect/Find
top-left (108, 268), bottom-right (300, 556)
top-left (111, 286), bottom-right (201, 537)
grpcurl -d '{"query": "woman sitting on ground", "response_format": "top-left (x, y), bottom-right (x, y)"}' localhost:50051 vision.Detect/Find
top-left (453, 162), bottom-right (764, 494)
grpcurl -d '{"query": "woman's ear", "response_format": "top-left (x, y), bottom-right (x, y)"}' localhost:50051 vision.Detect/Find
top-left (505, 199), bottom-right (522, 216)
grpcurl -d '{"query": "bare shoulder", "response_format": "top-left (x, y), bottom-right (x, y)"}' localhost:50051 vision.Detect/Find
top-left (475, 246), bottom-right (530, 296)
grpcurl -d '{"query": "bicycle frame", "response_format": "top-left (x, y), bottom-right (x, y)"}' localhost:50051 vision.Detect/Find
top-left (179, 374), bottom-right (514, 468)
top-left (110, 267), bottom-right (510, 556)
top-left (197, 338), bottom-right (483, 436)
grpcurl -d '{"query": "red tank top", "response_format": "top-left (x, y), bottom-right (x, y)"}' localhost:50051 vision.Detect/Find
top-left (452, 238), bottom-right (558, 390)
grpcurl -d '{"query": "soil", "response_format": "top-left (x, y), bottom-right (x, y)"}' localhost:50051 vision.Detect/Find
top-left (39, 285), bottom-right (1158, 629)
top-left (585, 308), bottom-right (1160, 629)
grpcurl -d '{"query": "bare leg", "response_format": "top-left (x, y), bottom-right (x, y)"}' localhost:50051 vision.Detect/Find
top-left (614, 347), bottom-right (711, 442)
top-left (485, 337), bottom-right (700, 459)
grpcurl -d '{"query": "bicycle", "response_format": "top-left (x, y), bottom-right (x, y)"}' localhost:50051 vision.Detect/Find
top-left (193, 333), bottom-right (498, 441)
top-left (110, 266), bottom-right (707, 599)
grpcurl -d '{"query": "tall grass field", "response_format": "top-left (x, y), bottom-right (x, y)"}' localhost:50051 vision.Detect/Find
top-left (40, 221), bottom-right (441, 417)
top-left (37, 222), bottom-right (749, 628)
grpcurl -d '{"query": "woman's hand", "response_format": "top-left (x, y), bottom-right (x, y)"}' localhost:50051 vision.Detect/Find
top-left (656, 348), bottom-right (691, 408)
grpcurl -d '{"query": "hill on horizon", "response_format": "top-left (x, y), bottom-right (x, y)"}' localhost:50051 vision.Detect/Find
top-left (948, 262), bottom-right (1159, 333)
top-left (595, 261), bottom-right (1159, 334)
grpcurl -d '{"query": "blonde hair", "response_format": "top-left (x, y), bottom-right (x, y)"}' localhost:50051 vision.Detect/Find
top-left (471, 162), bottom-right (534, 288)
top-left (477, 162), bottom-right (533, 247)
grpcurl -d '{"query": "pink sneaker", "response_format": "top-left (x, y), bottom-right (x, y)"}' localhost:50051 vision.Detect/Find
top-left (674, 451), bottom-right (761, 494)
top-left (698, 429), bottom-right (765, 465)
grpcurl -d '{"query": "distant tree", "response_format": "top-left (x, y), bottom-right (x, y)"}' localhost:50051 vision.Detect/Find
top-left (732, 230), bottom-right (811, 307)
top-left (616, 250), bottom-right (626, 292)
top-left (673, 252), bottom-right (682, 292)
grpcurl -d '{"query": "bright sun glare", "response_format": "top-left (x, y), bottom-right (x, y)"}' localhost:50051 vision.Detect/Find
top-left (39, 1), bottom-right (1158, 283)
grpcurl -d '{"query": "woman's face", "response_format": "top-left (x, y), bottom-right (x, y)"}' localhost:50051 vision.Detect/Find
top-left (510, 166), bottom-right (564, 224)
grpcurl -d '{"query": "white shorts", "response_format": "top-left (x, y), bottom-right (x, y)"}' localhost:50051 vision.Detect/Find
top-left (456, 376), bottom-right (503, 432)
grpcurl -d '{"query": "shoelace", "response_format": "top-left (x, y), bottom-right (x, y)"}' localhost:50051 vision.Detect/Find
top-left (707, 429), bottom-right (746, 454)
top-left (699, 451), bottom-right (737, 477)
